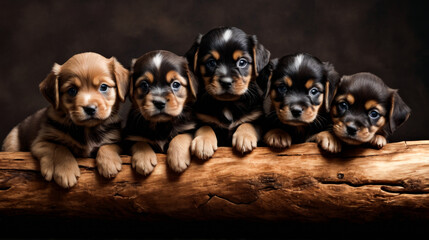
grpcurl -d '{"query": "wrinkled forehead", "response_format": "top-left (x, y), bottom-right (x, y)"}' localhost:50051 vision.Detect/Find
top-left (59, 61), bottom-right (112, 86)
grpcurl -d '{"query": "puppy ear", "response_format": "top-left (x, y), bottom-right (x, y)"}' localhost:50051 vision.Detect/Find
top-left (185, 34), bottom-right (203, 73)
top-left (184, 61), bottom-right (198, 99)
top-left (387, 90), bottom-right (411, 134)
top-left (39, 63), bottom-right (61, 109)
top-left (110, 57), bottom-right (130, 102)
top-left (257, 58), bottom-right (278, 97)
top-left (322, 62), bottom-right (340, 112)
top-left (128, 58), bottom-right (138, 98)
top-left (248, 35), bottom-right (270, 77)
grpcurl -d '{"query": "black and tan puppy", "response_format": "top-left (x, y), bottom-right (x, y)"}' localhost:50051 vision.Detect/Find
top-left (185, 26), bottom-right (270, 159)
top-left (315, 72), bottom-right (411, 153)
top-left (2, 52), bottom-right (129, 188)
top-left (258, 53), bottom-right (339, 148)
top-left (124, 50), bottom-right (198, 175)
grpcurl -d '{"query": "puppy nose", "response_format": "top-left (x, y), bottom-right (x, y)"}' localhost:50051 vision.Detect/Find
top-left (346, 125), bottom-right (358, 136)
top-left (290, 105), bottom-right (303, 118)
top-left (219, 77), bottom-right (232, 89)
top-left (83, 105), bottom-right (97, 116)
top-left (153, 100), bottom-right (166, 110)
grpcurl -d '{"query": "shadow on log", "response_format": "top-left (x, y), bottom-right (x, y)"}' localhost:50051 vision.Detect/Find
top-left (1, 141), bottom-right (429, 223)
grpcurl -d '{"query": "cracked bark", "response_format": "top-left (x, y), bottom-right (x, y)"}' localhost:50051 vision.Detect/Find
top-left (0, 141), bottom-right (429, 222)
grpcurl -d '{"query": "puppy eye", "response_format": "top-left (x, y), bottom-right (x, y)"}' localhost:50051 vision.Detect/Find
top-left (277, 84), bottom-right (287, 94)
top-left (309, 87), bottom-right (319, 96)
top-left (140, 81), bottom-right (150, 93)
top-left (206, 58), bottom-right (217, 68)
top-left (338, 101), bottom-right (349, 111)
top-left (171, 80), bottom-right (181, 91)
top-left (99, 84), bottom-right (109, 92)
top-left (369, 110), bottom-right (380, 119)
top-left (67, 87), bottom-right (78, 97)
top-left (236, 58), bottom-right (248, 68)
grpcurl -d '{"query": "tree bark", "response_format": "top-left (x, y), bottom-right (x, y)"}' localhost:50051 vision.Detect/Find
top-left (1, 141), bottom-right (428, 222)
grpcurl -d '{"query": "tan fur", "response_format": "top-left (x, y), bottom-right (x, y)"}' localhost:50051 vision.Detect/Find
top-left (25, 52), bottom-right (129, 188)
top-left (233, 50), bottom-right (244, 61)
top-left (309, 131), bottom-right (342, 153)
top-left (167, 133), bottom-right (193, 172)
top-left (232, 123), bottom-right (259, 153)
top-left (2, 126), bottom-right (20, 152)
top-left (369, 134), bottom-right (387, 149)
top-left (131, 141), bottom-right (157, 176)
top-left (96, 144), bottom-right (122, 178)
top-left (264, 128), bottom-right (292, 149)
top-left (191, 126), bottom-right (218, 160)
top-left (305, 79), bottom-right (314, 89)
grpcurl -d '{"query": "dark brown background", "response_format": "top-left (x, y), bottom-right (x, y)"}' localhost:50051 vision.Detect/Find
top-left (0, 0), bottom-right (428, 143)
top-left (0, 0), bottom-right (428, 238)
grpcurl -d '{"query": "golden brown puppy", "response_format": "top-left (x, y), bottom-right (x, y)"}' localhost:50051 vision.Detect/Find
top-left (123, 50), bottom-right (198, 175)
top-left (2, 52), bottom-right (129, 188)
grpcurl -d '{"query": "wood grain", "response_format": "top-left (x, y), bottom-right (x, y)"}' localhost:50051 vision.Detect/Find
top-left (1, 141), bottom-right (429, 222)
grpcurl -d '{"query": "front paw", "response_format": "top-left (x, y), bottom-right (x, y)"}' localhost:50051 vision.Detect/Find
top-left (232, 123), bottom-right (258, 154)
top-left (370, 135), bottom-right (387, 149)
top-left (312, 131), bottom-right (342, 153)
top-left (40, 156), bottom-right (54, 181)
top-left (167, 134), bottom-right (192, 173)
top-left (264, 129), bottom-right (291, 149)
top-left (131, 143), bottom-right (157, 176)
top-left (191, 126), bottom-right (218, 160)
top-left (53, 157), bottom-right (80, 188)
top-left (96, 151), bottom-right (122, 179)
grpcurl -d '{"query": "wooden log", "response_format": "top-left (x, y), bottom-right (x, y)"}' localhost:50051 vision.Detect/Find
top-left (1, 140), bottom-right (429, 222)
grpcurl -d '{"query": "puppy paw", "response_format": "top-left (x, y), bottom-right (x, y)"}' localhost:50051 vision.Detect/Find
top-left (232, 123), bottom-right (258, 154)
top-left (312, 131), bottom-right (342, 153)
top-left (370, 135), bottom-right (387, 149)
top-left (264, 129), bottom-right (291, 149)
top-left (40, 156), bottom-right (54, 181)
top-left (131, 142), bottom-right (157, 176)
top-left (167, 134), bottom-right (193, 173)
top-left (96, 145), bottom-right (122, 178)
top-left (53, 157), bottom-right (80, 188)
top-left (191, 126), bottom-right (218, 160)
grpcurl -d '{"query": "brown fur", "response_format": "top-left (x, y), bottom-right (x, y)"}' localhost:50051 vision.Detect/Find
top-left (2, 52), bottom-right (129, 188)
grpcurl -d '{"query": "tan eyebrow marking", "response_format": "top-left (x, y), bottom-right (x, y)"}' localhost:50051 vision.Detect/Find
top-left (135, 71), bottom-right (154, 85)
top-left (233, 50), bottom-right (244, 61)
top-left (305, 79), bottom-right (314, 89)
top-left (284, 76), bottom-right (293, 87)
top-left (166, 70), bottom-right (187, 85)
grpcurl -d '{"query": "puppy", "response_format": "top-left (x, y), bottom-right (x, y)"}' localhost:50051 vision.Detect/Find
top-left (315, 72), bottom-right (411, 153)
top-left (257, 53), bottom-right (339, 148)
top-left (185, 26), bottom-right (270, 159)
top-left (2, 52), bottom-right (130, 188)
top-left (124, 50), bottom-right (198, 175)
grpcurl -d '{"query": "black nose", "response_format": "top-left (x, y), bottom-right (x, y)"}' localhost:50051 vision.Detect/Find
top-left (346, 125), bottom-right (358, 136)
top-left (219, 78), bottom-right (232, 89)
top-left (153, 100), bottom-right (166, 110)
top-left (290, 105), bottom-right (303, 118)
top-left (83, 106), bottom-right (97, 116)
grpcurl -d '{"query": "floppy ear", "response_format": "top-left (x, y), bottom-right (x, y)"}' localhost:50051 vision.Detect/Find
top-left (184, 61), bottom-right (198, 99)
top-left (39, 63), bottom-right (61, 109)
top-left (322, 62), bottom-right (340, 112)
top-left (257, 58), bottom-right (278, 99)
top-left (110, 57), bottom-right (130, 102)
top-left (386, 90), bottom-right (411, 134)
top-left (184, 34), bottom-right (203, 73)
top-left (248, 35), bottom-right (271, 77)
top-left (128, 58), bottom-right (138, 98)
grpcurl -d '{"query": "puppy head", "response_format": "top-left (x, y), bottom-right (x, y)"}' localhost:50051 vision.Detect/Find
top-left (39, 52), bottom-right (129, 127)
top-left (331, 72), bottom-right (411, 145)
top-left (130, 50), bottom-right (198, 122)
top-left (259, 53), bottom-right (339, 126)
top-left (185, 26), bottom-right (270, 101)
